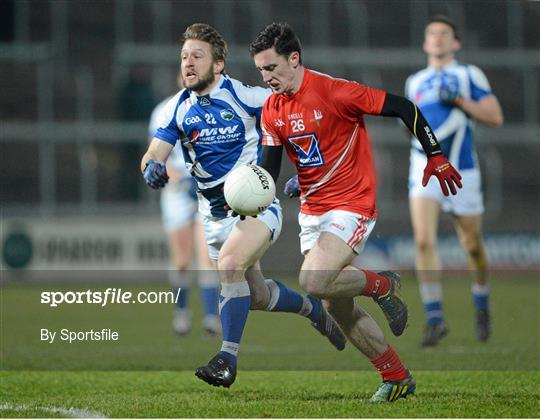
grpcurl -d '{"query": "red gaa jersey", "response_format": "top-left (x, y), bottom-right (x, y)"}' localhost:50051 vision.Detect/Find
top-left (261, 69), bottom-right (386, 217)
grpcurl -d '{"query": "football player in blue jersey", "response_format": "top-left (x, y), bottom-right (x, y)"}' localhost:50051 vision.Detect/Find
top-left (148, 73), bottom-right (220, 337)
top-left (406, 15), bottom-right (503, 347)
top-left (140, 23), bottom-right (345, 388)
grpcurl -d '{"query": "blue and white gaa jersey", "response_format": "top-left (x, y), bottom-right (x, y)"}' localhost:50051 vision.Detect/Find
top-left (152, 74), bottom-right (271, 218)
top-left (405, 60), bottom-right (492, 170)
top-left (149, 95), bottom-right (190, 177)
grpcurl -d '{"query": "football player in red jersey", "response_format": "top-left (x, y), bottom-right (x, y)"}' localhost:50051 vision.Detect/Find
top-left (250, 22), bottom-right (462, 403)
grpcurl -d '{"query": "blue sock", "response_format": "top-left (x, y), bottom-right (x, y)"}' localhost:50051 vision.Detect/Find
top-left (424, 301), bottom-right (443, 326)
top-left (219, 281), bottom-right (251, 365)
top-left (170, 270), bottom-right (193, 311)
top-left (265, 279), bottom-right (321, 323)
top-left (200, 286), bottom-right (219, 316)
top-left (472, 284), bottom-right (490, 312)
top-left (173, 287), bottom-right (189, 310)
top-left (306, 295), bottom-right (322, 323)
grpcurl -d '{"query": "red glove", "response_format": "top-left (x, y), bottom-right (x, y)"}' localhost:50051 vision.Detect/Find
top-left (422, 155), bottom-right (463, 196)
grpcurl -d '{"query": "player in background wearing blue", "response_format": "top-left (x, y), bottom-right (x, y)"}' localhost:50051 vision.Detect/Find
top-left (148, 73), bottom-right (220, 337)
top-left (140, 23), bottom-right (345, 388)
top-left (406, 16), bottom-right (503, 346)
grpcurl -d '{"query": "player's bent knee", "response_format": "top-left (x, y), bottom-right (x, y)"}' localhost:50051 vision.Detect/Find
top-left (299, 270), bottom-right (329, 298)
top-left (416, 238), bottom-right (436, 254)
top-left (461, 233), bottom-right (483, 254)
top-left (465, 242), bottom-right (483, 260)
top-left (173, 260), bottom-right (191, 271)
top-left (217, 254), bottom-right (247, 280)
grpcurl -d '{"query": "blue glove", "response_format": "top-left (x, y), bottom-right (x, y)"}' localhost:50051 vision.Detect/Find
top-left (284, 175), bottom-right (300, 198)
top-left (143, 160), bottom-right (169, 189)
top-left (439, 84), bottom-right (462, 107)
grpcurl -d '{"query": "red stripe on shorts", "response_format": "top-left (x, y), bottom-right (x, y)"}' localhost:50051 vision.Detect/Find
top-left (347, 216), bottom-right (368, 249)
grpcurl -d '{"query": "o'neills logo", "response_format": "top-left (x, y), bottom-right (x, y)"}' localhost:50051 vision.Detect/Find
top-left (424, 125), bottom-right (436, 146)
top-left (249, 165), bottom-right (270, 190)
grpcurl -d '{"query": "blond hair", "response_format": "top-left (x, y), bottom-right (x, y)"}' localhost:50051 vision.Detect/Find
top-left (180, 23), bottom-right (228, 63)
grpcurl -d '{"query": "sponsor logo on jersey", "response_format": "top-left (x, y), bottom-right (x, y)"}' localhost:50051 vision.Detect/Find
top-left (199, 97), bottom-right (211, 106)
top-left (274, 119), bottom-right (285, 127)
top-left (190, 125), bottom-right (242, 144)
top-left (199, 125), bottom-right (239, 137)
top-left (220, 108), bottom-right (235, 121)
top-left (288, 133), bottom-right (324, 167)
top-left (185, 115), bottom-right (202, 125)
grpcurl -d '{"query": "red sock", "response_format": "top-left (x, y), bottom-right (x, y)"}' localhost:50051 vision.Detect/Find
top-left (361, 270), bottom-right (390, 298)
top-left (370, 346), bottom-right (408, 381)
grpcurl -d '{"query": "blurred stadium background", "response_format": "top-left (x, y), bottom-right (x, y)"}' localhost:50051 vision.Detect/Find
top-left (1, 0), bottom-right (539, 274)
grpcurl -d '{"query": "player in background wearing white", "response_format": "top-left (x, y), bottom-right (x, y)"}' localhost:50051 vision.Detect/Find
top-left (140, 23), bottom-right (345, 389)
top-left (406, 16), bottom-right (503, 347)
top-left (148, 73), bottom-right (220, 337)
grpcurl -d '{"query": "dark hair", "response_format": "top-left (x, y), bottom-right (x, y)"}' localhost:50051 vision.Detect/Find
top-left (426, 15), bottom-right (461, 41)
top-left (249, 22), bottom-right (302, 64)
top-left (180, 23), bottom-right (228, 62)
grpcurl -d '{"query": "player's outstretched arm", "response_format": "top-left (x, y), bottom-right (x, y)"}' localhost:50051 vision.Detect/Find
top-left (140, 138), bottom-right (174, 189)
top-left (380, 93), bottom-right (462, 196)
top-left (140, 138), bottom-right (173, 172)
top-left (455, 94), bottom-right (504, 128)
top-left (439, 76), bottom-right (503, 128)
top-left (259, 145), bottom-right (284, 183)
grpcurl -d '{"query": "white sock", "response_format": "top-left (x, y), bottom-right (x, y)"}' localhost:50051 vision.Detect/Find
top-left (169, 269), bottom-right (194, 288)
top-left (419, 282), bottom-right (443, 304)
top-left (299, 296), bottom-right (313, 317)
top-left (472, 283), bottom-right (490, 296)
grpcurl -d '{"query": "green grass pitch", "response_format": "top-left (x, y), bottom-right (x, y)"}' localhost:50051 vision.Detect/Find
top-left (1, 371), bottom-right (538, 417)
top-left (1, 272), bottom-right (538, 417)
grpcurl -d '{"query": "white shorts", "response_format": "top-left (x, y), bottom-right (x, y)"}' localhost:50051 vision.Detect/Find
top-left (203, 199), bottom-right (283, 260)
top-left (160, 185), bottom-right (198, 232)
top-left (298, 209), bottom-right (376, 255)
top-left (409, 151), bottom-right (484, 216)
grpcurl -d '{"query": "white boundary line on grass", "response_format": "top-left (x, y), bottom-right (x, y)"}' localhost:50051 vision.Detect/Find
top-left (0, 403), bottom-right (107, 418)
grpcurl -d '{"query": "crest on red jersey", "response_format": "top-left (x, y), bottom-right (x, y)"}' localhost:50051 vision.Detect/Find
top-left (288, 133), bottom-right (324, 167)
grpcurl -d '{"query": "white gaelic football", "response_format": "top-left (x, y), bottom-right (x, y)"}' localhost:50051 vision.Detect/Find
top-left (224, 164), bottom-right (276, 216)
